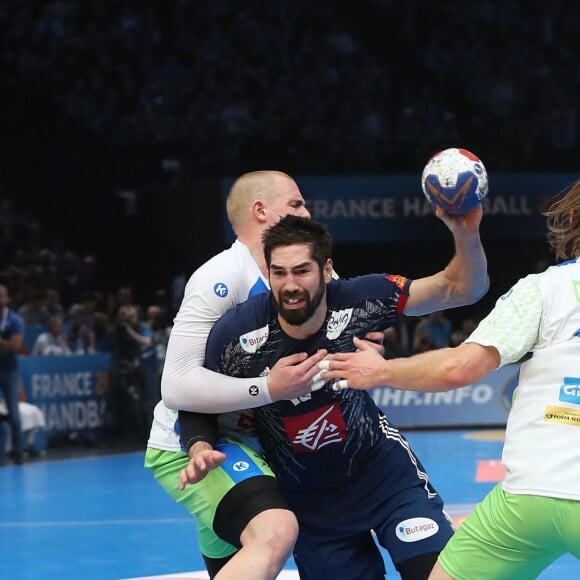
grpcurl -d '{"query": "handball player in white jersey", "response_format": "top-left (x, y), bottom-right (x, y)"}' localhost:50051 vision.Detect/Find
top-left (146, 170), bottom-right (381, 579)
top-left (322, 180), bottom-right (580, 579)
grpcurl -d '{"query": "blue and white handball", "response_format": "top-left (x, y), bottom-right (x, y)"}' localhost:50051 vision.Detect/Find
top-left (421, 148), bottom-right (488, 215)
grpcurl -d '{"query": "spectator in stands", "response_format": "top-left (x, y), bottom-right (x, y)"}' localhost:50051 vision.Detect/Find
top-left (112, 304), bottom-right (153, 441)
top-left (450, 316), bottom-right (479, 347)
top-left (67, 289), bottom-right (101, 328)
top-left (18, 289), bottom-right (49, 326)
top-left (68, 321), bottom-right (95, 355)
top-left (92, 312), bottom-right (114, 353)
top-left (142, 304), bottom-right (170, 419)
top-left (115, 286), bottom-right (134, 311)
top-left (412, 310), bottom-right (453, 352)
top-left (146, 304), bottom-right (170, 366)
top-left (411, 320), bottom-right (433, 354)
top-left (32, 315), bottom-right (72, 356)
top-left (44, 287), bottom-right (64, 321)
top-left (0, 284), bottom-right (26, 464)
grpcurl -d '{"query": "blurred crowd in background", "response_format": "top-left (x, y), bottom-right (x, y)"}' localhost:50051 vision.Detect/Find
top-left (1, 0), bottom-right (579, 178)
top-left (0, 1), bottom-right (576, 455)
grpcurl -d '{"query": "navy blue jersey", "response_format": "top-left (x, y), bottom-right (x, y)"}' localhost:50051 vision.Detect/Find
top-left (204, 273), bottom-right (411, 490)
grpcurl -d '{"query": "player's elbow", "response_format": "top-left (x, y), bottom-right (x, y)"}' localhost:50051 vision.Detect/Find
top-left (160, 372), bottom-right (180, 409)
top-left (442, 344), bottom-right (492, 388)
top-left (458, 276), bottom-right (490, 307)
top-left (470, 275), bottom-right (490, 304)
top-left (443, 364), bottom-right (473, 389)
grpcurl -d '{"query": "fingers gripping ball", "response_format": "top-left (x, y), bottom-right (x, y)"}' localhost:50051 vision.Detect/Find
top-left (421, 148), bottom-right (489, 215)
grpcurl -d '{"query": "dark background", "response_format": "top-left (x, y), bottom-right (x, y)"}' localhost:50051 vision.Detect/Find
top-left (0, 0), bottom-right (574, 316)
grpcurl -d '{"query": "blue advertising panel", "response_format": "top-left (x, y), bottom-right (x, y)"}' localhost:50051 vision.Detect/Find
top-left (18, 354), bottom-right (113, 439)
top-left (370, 363), bottom-right (520, 428)
top-left (222, 172), bottom-right (578, 243)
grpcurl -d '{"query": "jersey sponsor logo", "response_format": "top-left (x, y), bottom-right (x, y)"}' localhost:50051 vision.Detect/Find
top-left (240, 325), bottom-right (269, 353)
top-left (386, 274), bottom-right (408, 290)
top-left (544, 405), bottom-right (580, 426)
top-left (500, 288), bottom-right (513, 300)
top-left (213, 282), bottom-right (229, 297)
top-left (232, 460), bottom-right (250, 472)
top-left (282, 404), bottom-right (346, 452)
top-left (326, 308), bottom-right (353, 339)
top-left (395, 517), bottom-right (439, 543)
top-left (560, 377), bottom-right (580, 404)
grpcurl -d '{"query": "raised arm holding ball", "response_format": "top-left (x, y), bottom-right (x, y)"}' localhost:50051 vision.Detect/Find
top-left (321, 178), bottom-right (580, 579)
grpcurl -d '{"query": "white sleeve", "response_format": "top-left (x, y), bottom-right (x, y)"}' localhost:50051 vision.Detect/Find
top-left (161, 334), bottom-right (272, 412)
top-left (465, 275), bottom-right (542, 366)
top-left (160, 255), bottom-right (273, 412)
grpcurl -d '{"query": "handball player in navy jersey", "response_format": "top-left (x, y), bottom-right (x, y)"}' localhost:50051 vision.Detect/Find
top-left (181, 212), bottom-right (488, 579)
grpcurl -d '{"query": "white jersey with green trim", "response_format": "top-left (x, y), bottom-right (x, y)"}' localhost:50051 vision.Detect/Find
top-left (147, 239), bottom-right (269, 452)
top-left (466, 257), bottom-right (580, 500)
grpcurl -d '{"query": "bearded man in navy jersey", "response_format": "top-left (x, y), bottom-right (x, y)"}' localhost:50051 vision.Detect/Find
top-left (180, 213), bottom-right (488, 580)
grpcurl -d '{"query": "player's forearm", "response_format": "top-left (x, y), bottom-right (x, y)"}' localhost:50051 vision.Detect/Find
top-left (382, 343), bottom-right (496, 391)
top-left (444, 232), bottom-right (489, 306)
top-left (161, 333), bottom-right (272, 412)
top-left (178, 410), bottom-right (218, 449)
top-left (381, 349), bottom-right (466, 391)
top-left (162, 364), bottom-right (272, 412)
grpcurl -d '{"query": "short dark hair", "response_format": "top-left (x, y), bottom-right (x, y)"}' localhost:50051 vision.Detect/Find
top-left (263, 215), bottom-right (332, 269)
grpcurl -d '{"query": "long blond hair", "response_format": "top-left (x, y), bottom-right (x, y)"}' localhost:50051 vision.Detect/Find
top-left (544, 179), bottom-right (580, 260)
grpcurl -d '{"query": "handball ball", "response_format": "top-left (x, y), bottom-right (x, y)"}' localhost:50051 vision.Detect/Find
top-left (421, 148), bottom-right (489, 215)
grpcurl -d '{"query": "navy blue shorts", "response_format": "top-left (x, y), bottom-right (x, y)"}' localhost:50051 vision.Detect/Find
top-left (284, 435), bottom-right (454, 579)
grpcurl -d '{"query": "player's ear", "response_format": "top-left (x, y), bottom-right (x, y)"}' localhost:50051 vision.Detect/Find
top-left (323, 259), bottom-right (334, 283)
top-left (252, 200), bottom-right (267, 223)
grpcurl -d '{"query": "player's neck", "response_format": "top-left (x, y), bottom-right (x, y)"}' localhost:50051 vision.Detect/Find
top-left (238, 234), bottom-right (269, 277)
top-left (278, 307), bottom-right (326, 340)
top-left (250, 247), bottom-right (268, 277)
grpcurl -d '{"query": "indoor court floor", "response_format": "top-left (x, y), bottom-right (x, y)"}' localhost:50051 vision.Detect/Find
top-left (1, 429), bottom-right (577, 579)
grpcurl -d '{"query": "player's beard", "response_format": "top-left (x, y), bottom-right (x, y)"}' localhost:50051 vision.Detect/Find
top-left (276, 278), bottom-right (326, 326)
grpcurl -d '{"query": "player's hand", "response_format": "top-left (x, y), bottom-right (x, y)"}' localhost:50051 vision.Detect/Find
top-left (179, 446), bottom-right (226, 490)
top-left (435, 204), bottom-right (483, 236)
top-left (319, 337), bottom-right (387, 390)
top-left (267, 349), bottom-right (328, 400)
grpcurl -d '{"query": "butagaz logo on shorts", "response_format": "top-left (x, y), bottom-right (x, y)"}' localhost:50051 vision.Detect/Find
top-left (326, 308), bottom-right (353, 339)
top-left (395, 517), bottom-right (439, 543)
top-left (240, 325), bottom-right (269, 353)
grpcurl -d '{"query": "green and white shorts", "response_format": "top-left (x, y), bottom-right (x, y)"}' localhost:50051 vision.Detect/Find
top-left (439, 484), bottom-right (580, 579)
top-left (145, 437), bottom-right (290, 559)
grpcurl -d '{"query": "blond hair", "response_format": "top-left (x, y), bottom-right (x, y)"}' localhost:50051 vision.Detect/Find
top-left (544, 179), bottom-right (580, 260)
top-left (226, 170), bottom-right (291, 234)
